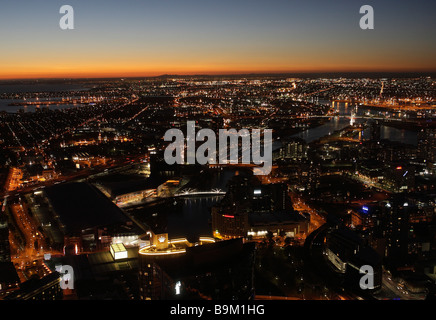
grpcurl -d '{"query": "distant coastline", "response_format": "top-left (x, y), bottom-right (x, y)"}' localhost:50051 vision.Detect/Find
top-left (1, 71), bottom-right (436, 83)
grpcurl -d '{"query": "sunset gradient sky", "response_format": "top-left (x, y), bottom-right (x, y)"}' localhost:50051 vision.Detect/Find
top-left (1, 0), bottom-right (435, 79)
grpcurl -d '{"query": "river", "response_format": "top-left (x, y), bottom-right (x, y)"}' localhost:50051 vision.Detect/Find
top-left (0, 83), bottom-right (92, 113)
top-left (292, 100), bottom-right (417, 145)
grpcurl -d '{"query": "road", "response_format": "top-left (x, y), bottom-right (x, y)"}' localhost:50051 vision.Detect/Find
top-left (303, 224), bottom-right (367, 300)
top-left (9, 201), bottom-right (47, 265)
top-left (290, 192), bottom-right (326, 233)
top-left (375, 273), bottom-right (427, 300)
top-left (0, 154), bottom-right (146, 200)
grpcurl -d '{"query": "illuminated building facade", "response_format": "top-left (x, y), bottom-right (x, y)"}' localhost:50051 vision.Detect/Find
top-left (350, 206), bottom-right (376, 231)
top-left (45, 182), bottom-right (142, 253)
top-left (384, 164), bottom-right (415, 193)
top-left (418, 128), bottom-right (436, 165)
top-left (138, 232), bottom-right (255, 300)
top-left (211, 176), bottom-right (309, 239)
top-left (3, 272), bottom-right (62, 300)
top-left (325, 226), bottom-right (382, 292)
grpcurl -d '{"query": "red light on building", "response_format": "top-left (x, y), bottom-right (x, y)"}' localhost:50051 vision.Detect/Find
top-left (396, 166), bottom-right (403, 170)
top-left (222, 215), bottom-right (235, 219)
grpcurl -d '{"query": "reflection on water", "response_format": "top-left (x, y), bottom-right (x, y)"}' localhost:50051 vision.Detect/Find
top-left (294, 116), bottom-right (352, 142)
top-left (292, 100), bottom-right (417, 145)
top-left (0, 83), bottom-right (90, 94)
top-left (167, 196), bottom-right (223, 239)
top-left (0, 99), bottom-right (80, 113)
top-left (0, 83), bottom-right (92, 113)
top-left (166, 168), bottom-right (240, 239)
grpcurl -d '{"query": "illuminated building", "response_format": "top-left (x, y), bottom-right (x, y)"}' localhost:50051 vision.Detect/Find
top-left (157, 179), bottom-right (181, 197)
top-left (211, 176), bottom-right (309, 239)
top-left (0, 262), bottom-right (20, 296)
top-left (325, 226), bottom-right (382, 292)
top-left (113, 188), bottom-right (156, 206)
top-left (3, 272), bottom-right (62, 300)
top-left (368, 119), bottom-right (381, 142)
top-left (380, 199), bottom-right (410, 266)
top-left (44, 182), bottom-right (142, 253)
top-left (43, 244), bottom-right (140, 300)
top-left (211, 208), bottom-right (247, 238)
top-left (377, 195), bottom-right (434, 267)
top-left (276, 138), bottom-right (308, 161)
top-left (212, 208), bottom-right (309, 239)
top-left (138, 232), bottom-right (213, 300)
top-left (377, 141), bottom-right (417, 163)
top-left (110, 243), bottom-right (128, 260)
top-left (383, 163), bottom-right (415, 193)
top-left (96, 176), bottom-right (168, 206)
top-left (138, 232), bottom-right (255, 300)
top-left (356, 161), bottom-right (415, 193)
top-left (356, 160), bottom-right (384, 183)
top-left (71, 152), bottom-right (107, 168)
top-left (418, 128), bottom-right (436, 165)
top-left (350, 206), bottom-right (376, 231)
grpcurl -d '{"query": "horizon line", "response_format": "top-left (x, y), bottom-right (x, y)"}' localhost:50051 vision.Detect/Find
top-left (1, 70), bottom-right (436, 82)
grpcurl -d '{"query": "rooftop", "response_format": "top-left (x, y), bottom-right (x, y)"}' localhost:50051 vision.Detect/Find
top-left (138, 237), bottom-right (215, 256)
top-left (248, 211), bottom-right (307, 226)
top-left (0, 262), bottom-right (20, 285)
top-left (45, 182), bottom-right (130, 234)
top-left (99, 175), bottom-right (166, 197)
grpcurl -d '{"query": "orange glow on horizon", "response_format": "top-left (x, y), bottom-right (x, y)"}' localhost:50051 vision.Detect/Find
top-left (2, 65), bottom-right (435, 80)
top-left (2, 44), bottom-right (435, 80)
top-left (2, 51), bottom-right (436, 80)
top-left (1, 0), bottom-right (435, 81)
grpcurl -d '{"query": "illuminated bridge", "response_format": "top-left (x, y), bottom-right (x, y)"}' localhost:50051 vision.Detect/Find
top-left (288, 114), bottom-right (403, 121)
top-left (174, 188), bottom-right (226, 197)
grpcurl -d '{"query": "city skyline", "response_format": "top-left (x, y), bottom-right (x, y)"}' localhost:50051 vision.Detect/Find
top-left (0, 0), bottom-right (435, 305)
top-left (1, 0), bottom-right (436, 79)
top-left (0, 75), bottom-right (435, 302)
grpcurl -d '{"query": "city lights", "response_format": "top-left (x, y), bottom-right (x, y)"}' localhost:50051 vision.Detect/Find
top-left (0, 0), bottom-right (434, 310)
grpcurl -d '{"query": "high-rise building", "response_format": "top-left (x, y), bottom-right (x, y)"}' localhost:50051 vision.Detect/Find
top-left (325, 226), bottom-right (382, 292)
top-left (276, 138), bottom-right (307, 161)
top-left (368, 120), bottom-right (381, 142)
top-left (376, 195), bottom-right (435, 267)
top-left (383, 163), bottom-right (415, 193)
top-left (418, 128), bottom-right (436, 164)
top-left (379, 196), bottom-right (412, 266)
top-left (211, 176), bottom-right (309, 239)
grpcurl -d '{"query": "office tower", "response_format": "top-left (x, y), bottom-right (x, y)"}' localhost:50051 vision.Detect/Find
top-left (368, 120), bottom-right (381, 142)
top-left (418, 128), bottom-right (436, 164)
top-left (379, 196), bottom-right (412, 266)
